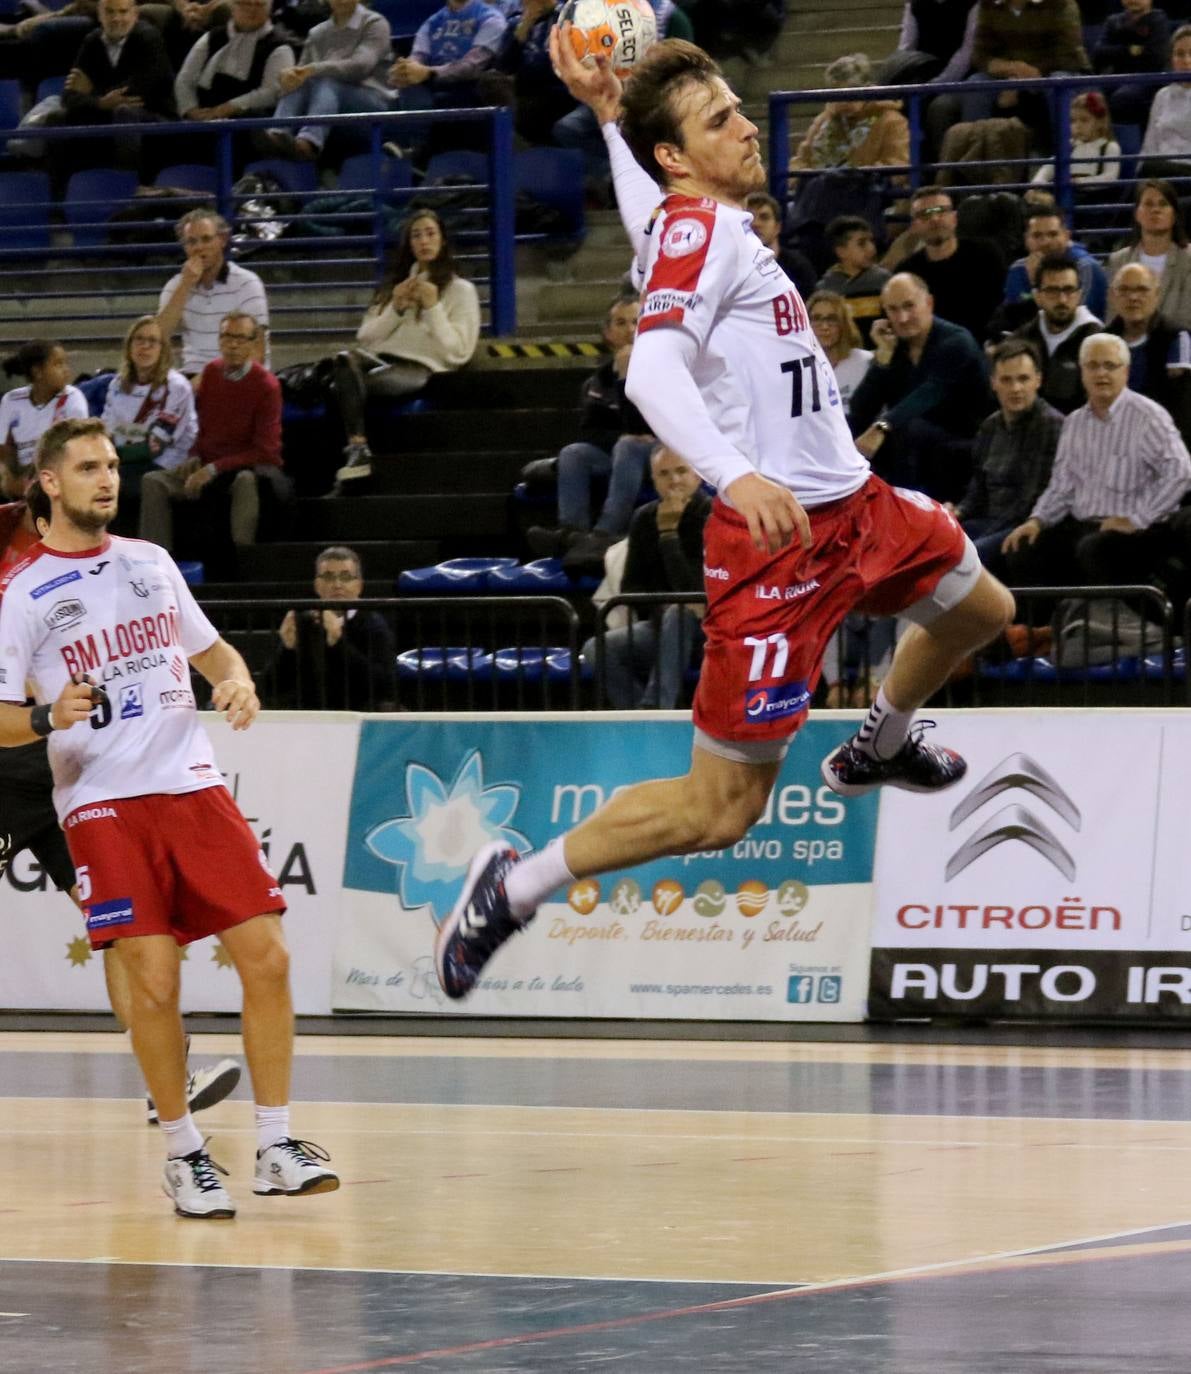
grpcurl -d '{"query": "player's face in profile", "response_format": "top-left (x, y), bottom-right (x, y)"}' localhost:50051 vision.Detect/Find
top-left (46, 435), bottom-right (120, 536)
top-left (669, 76), bottom-right (765, 203)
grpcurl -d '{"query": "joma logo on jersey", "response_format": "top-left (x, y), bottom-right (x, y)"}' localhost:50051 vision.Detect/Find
top-left (44, 598), bottom-right (86, 632)
top-left (771, 291), bottom-right (808, 336)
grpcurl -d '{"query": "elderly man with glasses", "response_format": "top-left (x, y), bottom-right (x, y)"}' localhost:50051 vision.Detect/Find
top-left (1106, 261), bottom-right (1191, 443)
top-left (1001, 331), bottom-right (1191, 588)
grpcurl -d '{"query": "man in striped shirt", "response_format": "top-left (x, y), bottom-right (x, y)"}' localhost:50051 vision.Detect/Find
top-left (1001, 332), bottom-right (1191, 586)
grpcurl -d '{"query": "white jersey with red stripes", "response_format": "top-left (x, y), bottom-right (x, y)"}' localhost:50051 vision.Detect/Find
top-left (0, 534), bottom-right (223, 820)
top-left (635, 194), bottom-right (870, 508)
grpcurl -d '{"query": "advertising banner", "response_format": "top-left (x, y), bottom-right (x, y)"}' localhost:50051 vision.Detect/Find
top-left (0, 715), bottom-right (354, 1014)
top-left (869, 712), bottom-right (1191, 1020)
top-left (333, 714), bottom-right (879, 1020)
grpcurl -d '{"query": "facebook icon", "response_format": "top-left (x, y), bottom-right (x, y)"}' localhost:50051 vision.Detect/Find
top-left (787, 975), bottom-right (814, 1004)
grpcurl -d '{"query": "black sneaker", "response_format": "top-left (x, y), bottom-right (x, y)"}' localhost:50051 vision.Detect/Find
top-left (820, 721), bottom-right (967, 797)
top-left (435, 841), bottom-right (529, 999)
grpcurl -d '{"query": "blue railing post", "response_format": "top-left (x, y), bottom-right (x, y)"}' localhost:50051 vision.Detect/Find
top-left (1054, 92), bottom-right (1074, 225)
top-left (768, 97), bottom-right (790, 216)
top-left (215, 127), bottom-right (234, 225)
top-left (907, 93), bottom-right (923, 192)
top-left (488, 104), bottom-right (516, 337)
top-left (369, 119), bottom-right (386, 272)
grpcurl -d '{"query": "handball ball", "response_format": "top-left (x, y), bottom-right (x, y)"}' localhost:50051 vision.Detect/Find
top-left (560, 0), bottom-right (658, 76)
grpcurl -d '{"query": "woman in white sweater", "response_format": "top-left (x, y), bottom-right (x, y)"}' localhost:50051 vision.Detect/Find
top-left (333, 209), bottom-right (480, 483)
top-left (101, 316), bottom-right (198, 504)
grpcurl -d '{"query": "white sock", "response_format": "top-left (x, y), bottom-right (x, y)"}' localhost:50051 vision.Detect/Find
top-left (255, 1104), bottom-right (290, 1153)
top-left (160, 1112), bottom-right (204, 1159)
top-left (505, 837), bottom-right (574, 919)
top-left (854, 686), bottom-right (914, 761)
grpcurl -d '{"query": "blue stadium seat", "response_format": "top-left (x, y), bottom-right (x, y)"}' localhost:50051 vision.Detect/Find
top-left (977, 655), bottom-right (1145, 684)
top-left (396, 647), bottom-right (492, 680)
top-left (492, 647), bottom-right (576, 682)
top-left (155, 164), bottom-right (219, 194)
top-left (35, 75), bottom-right (66, 103)
top-left (242, 158), bottom-right (319, 195)
top-left (337, 152), bottom-right (414, 193)
top-left (64, 167), bottom-right (139, 248)
top-left (512, 148), bottom-right (586, 238)
top-left (0, 79), bottom-right (21, 151)
top-left (1115, 123), bottom-right (1143, 185)
top-left (423, 150), bottom-right (488, 186)
top-left (177, 561), bottom-right (205, 586)
top-left (370, 0), bottom-right (439, 38)
top-left (0, 171), bottom-right (51, 253)
top-left (397, 556), bottom-right (517, 593)
top-left (486, 558), bottom-right (570, 592)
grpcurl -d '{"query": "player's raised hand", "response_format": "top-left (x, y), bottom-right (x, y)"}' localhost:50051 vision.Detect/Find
top-left (212, 678), bottom-right (259, 730)
top-left (549, 23), bottom-right (623, 125)
top-left (51, 676), bottom-right (102, 731)
top-left (726, 473), bottom-right (812, 555)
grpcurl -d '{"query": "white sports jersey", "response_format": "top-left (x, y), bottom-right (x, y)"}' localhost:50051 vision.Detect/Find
top-left (630, 194), bottom-right (870, 508)
top-left (0, 385), bottom-right (89, 471)
top-left (0, 535), bottom-right (223, 820)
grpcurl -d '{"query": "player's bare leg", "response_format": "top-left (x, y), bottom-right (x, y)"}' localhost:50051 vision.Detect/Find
top-left (114, 934), bottom-right (188, 1121)
top-left (436, 750), bottom-right (781, 999)
top-left (218, 914), bottom-right (338, 1197)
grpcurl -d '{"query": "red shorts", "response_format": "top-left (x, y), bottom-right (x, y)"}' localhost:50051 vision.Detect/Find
top-left (693, 475), bottom-right (969, 750)
top-left (65, 786), bottom-right (286, 950)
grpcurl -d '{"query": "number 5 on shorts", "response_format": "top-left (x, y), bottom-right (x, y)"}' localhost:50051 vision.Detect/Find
top-left (76, 864), bottom-right (92, 902)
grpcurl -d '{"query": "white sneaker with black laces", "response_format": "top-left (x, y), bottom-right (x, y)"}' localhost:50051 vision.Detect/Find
top-left (254, 1138), bottom-right (340, 1196)
top-left (162, 1147), bottom-right (236, 1219)
top-left (147, 1058), bottom-right (241, 1125)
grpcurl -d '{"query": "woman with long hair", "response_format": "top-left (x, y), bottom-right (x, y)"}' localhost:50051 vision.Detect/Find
top-left (1107, 178), bottom-right (1191, 329)
top-left (101, 316), bottom-right (198, 504)
top-left (0, 339), bottom-right (87, 496)
top-left (806, 290), bottom-right (872, 414)
top-left (331, 208), bottom-right (480, 485)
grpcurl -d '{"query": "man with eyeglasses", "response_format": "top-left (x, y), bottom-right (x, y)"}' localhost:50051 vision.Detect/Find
top-left (269, 546), bottom-right (398, 710)
top-left (140, 311), bottom-right (284, 556)
top-left (995, 206), bottom-right (1108, 333)
top-left (1009, 252), bottom-right (1102, 414)
top-left (1106, 261), bottom-right (1191, 443)
top-left (898, 187), bottom-right (1004, 341)
top-left (1001, 332), bottom-right (1191, 588)
top-left (158, 210), bottom-right (270, 377)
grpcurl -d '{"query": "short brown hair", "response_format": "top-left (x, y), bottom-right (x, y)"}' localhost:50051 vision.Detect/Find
top-left (619, 39), bottom-right (722, 186)
top-left (990, 338), bottom-right (1041, 373)
top-left (37, 417), bottom-right (108, 471)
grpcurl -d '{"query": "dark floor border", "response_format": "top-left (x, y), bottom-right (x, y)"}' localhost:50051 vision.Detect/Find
top-left (6, 1010), bottom-right (1191, 1050)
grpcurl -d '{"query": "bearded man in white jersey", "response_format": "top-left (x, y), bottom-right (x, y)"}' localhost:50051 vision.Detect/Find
top-left (434, 37), bottom-right (1016, 1001)
top-left (0, 417), bottom-right (338, 1218)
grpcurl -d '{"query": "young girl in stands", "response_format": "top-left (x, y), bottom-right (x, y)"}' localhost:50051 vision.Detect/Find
top-left (101, 316), bottom-right (198, 514)
top-left (1032, 91), bottom-right (1121, 186)
top-left (330, 208), bottom-right (480, 488)
top-left (0, 340), bottom-right (87, 497)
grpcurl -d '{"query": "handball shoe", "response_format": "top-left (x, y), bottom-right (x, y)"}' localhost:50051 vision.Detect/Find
top-left (163, 1146), bottom-right (236, 1219)
top-left (435, 841), bottom-right (527, 1000)
top-left (148, 1057), bottom-right (241, 1125)
top-left (821, 721), bottom-right (968, 797)
top-left (254, 1138), bottom-right (340, 1196)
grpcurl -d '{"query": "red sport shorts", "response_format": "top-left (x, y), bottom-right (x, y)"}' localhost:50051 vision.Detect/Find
top-left (693, 475), bottom-right (970, 752)
top-left (65, 786), bottom-right (286, 949)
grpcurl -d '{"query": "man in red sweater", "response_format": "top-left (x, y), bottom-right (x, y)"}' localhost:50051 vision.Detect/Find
top-left (140, 312), bottom-right (284, 551)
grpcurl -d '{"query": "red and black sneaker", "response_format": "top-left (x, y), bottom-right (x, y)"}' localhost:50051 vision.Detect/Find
top-left (821, 721), bottom-right (968, 798)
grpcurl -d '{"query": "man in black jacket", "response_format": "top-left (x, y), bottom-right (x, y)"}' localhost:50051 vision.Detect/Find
top-left (270, 545), bottom-right (398, 710)
top-left (583, 445), bottom-right (710, 709)
top-left (1009, 252), bottom-right (1102, 414)
top-left (1106, 261), bottom-right (1191, 444)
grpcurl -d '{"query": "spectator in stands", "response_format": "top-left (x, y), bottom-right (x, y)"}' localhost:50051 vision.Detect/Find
top-left (0, 0), bottom-right (98, 90)
top-left (101, 316), bottom-right (198, 505)
top-left (491, 0), bottom-right (574, 146)
top-left (329, 208), bottom-right (480, 486)
top-left (388, 0), bottom-right (505, 111)
top-left (849, 271), bottom-right (991, 500)
top-left (898, 187), bottom-right (1004, 341)
top-left (0, 341), bottom-right (87, 496)
top-left (807, 290), bottom-right (872, 414)
top-left (260, 0), bottom-right (392, 161)
top-left (1139, 26), bottom-right (1191, 179)
top-left (1107, 179), bottom-right (1191, 330)
top-left (745, 191), bottom-right (817, 301)
top-left (1106, 261), bottom-right (1191, 442)
top-left (947, 338), bottom-right (1062, 570)
top-left (1002, 332), bottom-right (1191, 585)
top-left (174, 0), bottom-right (295, 123)
top-left (155, 0), bottom-right (235, 75)
top-left (1093, 0), bottom-right (1171, 126)
top-left (688, 0), bottom-right (784, 65)
top-left (59, 0), bottom-right (176, 128)
top-left (271, 545), bottom-right (398, 711)
top-left (526, 294), bottom-right (654, 566)
top-left (962, 0), bottom-right (1089, 122)
top-left (789, 53), bottom-right (910, 174)
top-left (157, 209), bottom-right (270, 378)
top-left (882, 0), bottom-right (978, 84)
top-left (649, 0), bottom-right (696, 42)
top-left (994, 205), bottom-right (1108, 336)
top-left (817, 214), bottom-right (890, 345)
top-left (1009, 253), bottom-right (1102, 414)
top-left (1031, 91), bottom-right (1120, 187)
top-left (140, 311), bottom-right (283, 551)
top-left (582, 444), bottom-right (709, 709)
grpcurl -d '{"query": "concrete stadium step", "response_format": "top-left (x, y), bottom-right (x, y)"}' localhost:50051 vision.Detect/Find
top-left (430, 363), bottom-right (591, 410)
top-left (399, 406), bottom-right (577, 452)
top-left (535, 278), bottom-right (631, 323)
top-left (238, 539), bottom-right (440, 583)
top-left (376, 449), bottom-right (549, 494)
top-left (295, 492), bottom-right (510, 542)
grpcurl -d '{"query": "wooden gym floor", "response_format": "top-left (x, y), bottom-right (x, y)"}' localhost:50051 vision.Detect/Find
top-left (4, 1029), bottom-right (1191, 1371)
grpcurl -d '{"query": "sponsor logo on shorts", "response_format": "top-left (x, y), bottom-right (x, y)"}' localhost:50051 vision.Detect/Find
top-left (267, 886), bottom-right (283, 899)
top-left (44, 598), bottom-right (86, 631)
top-left (85, 897), bottom-right (135, 930)
top-left (704, 565), bottom-right (729, 581)
top-left (158, 687), bottom-right (194, 709)
top-left (661, 218), bottom-right (708, 258)
top-left (755, 579), bottom-right (820, 602)
top-left (66, 806), bottom-right (118, 827)
top-left (119, 683), bottom-right (144, 720)
top-left (30, 570), bottom-right (81, 600)
top-left (744, 680), bottom-right (812, 722)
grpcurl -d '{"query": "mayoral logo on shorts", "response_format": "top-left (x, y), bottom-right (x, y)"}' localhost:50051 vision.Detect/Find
top-left (661, 218), bottom-right (708, 259)
top-left (363, 749), bottom-right (529, 927)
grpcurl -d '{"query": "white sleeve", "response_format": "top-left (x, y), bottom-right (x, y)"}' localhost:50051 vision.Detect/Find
top-left (602, 122), bottom-right (663, 264)
top-left (0, 585), bottom-right (36, 703)
top-left (625, 328), bottom-right (753, 493)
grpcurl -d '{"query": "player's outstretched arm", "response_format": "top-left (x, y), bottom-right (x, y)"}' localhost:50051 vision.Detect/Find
top-left (0, 677), bottom-right (95, 745)
top-left (190, 638), bottom-right (260, 731)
